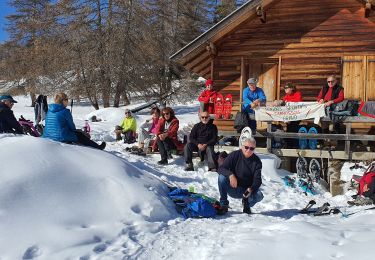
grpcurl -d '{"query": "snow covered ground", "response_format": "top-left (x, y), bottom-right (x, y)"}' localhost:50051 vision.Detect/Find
top-left (1, 96), bottom-right (374, 260)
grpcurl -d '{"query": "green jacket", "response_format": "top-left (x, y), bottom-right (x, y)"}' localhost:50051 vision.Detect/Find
top-left (119, 116), bottom-right (137, 132)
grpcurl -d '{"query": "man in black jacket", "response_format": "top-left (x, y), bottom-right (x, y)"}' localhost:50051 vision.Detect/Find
top-left (184, 111), bottom-right (218, 171)
top-left (218, 137), bottom-right (263, 214)
top-left (0, 95), bottom-right (23, 134)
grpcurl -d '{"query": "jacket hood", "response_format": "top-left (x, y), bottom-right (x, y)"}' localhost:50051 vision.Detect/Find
top-left (49, 103), bottom-right (66, 113)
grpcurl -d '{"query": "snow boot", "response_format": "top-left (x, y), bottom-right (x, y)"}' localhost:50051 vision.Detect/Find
top-left (99, 142), bottom-right (106, 150)
top-left (158, 159), bottom-right (168, 165)
top-left (348, 196), bottom-right (374, 206)
top-left (242, 198), bottom-right (251, 214)
top-left (184, 163), bottom-right (194, 171)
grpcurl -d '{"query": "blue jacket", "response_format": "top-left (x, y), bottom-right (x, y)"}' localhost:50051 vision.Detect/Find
top-left (0, 102), bottom-right (23, 134)
top-left (43, 104), bottom-right (77, 142)
top-left (242, 87), bottom-right (267, 113)
top-left (218, 150), bottom-right (262, 191)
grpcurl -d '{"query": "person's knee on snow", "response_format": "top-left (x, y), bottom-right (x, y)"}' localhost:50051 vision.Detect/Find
top-left (217, 137), bottom-right (262, 214)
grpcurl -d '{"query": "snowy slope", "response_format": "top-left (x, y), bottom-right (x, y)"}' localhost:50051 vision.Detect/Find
top-left (1, 96), bottom-right (375, 259)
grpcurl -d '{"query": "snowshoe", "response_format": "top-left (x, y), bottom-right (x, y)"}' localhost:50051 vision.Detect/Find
top-left (308, 126), bottom-right (318, 150)
top-left (308, 158), bottom-right (321, 182)
top-left (298, 126), bottom-right (308, 149)
top-left (239, 127), bottom-right (252, 149)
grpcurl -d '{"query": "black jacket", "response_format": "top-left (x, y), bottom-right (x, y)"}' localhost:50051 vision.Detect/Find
top-left (189, 119), bottom-right (218, 146)
top-left (0, 102), bottom-right (23, 134)
top-left (363, 179), bottom-right (375, 202)
top-left (218, 150), bottom-right (262, 191)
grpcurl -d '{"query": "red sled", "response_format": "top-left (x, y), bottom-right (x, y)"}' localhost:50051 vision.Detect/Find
top-left (222, 94), bottom-right (233, 119)
top-left (214, 93), bottom-right (224, 119)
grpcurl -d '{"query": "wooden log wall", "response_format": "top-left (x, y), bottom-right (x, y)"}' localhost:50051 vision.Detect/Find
top-left (213, 0), bottom-right (375, 102)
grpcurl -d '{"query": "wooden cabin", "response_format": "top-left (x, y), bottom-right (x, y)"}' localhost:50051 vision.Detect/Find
top-left (171, 0), bottom-right (375, 134)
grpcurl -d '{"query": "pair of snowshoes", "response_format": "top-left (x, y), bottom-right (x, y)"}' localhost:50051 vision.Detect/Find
top-left (215, 93), bottom-right (232, 120)
top-left (125, 146), bottom-right (147, 156)
top-left (296, 154), bottom-right (321, 182)
top-left (298, 125), bottom-right (319, 150)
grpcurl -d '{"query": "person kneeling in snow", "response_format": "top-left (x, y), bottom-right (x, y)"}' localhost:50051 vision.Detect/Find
top-left (218, 137), bottom-right (263, 214)
top-left (115, 109), bottom-right (137, 143)
top-left (0, 95), bottom-right (24, 134)
top-left (152, 107), bottom-right (183, 165)
top-left (184, 111), bottom-right (218, 171)
top-left (43, 93), bottom-right (106, 150)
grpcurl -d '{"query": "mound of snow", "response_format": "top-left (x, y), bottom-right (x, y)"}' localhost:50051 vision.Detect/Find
top-left (0, 135), bottom-right (176, 259)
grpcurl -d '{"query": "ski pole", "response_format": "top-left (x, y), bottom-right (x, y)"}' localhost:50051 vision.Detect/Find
top-left (70, 99), bottom-right (74, 115)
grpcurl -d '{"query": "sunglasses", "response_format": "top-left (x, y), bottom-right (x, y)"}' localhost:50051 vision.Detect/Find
top-left (163, 112), bottom-right (170, 115)
top-left (125, 112), bottom-right (131, 114)
top-left (243, 146), bottom-right (255, 151)
top-left (201, 116), bottom-right (209, 119)
top-left (327, 80), bottom-right (335, 83)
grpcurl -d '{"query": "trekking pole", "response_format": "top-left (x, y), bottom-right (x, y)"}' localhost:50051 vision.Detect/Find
top-left (70, 99), bottom-right (74, 115)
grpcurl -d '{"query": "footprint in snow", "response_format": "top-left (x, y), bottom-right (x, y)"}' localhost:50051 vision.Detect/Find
top-left (22, 245), bottom-right (42, 259)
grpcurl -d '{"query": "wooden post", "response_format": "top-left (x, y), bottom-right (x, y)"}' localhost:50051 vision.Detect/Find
top-left (277, 56), bottom-right (282, 100)
top-left (345, 123), bottom-right (352, 160)
top-left (240, 57), bottom-right (246, 112)
top-left (267, 122), bottom-right (272, 152)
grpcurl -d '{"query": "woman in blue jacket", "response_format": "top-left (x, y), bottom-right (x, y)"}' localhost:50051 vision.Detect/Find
top-left (43, 93), bottom-right (106, 150)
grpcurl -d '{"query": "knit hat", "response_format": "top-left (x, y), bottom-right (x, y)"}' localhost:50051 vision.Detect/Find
top-left (205, 79), bottom-right (213, 86)
top-left (0, 95), bottom-right (18, 103)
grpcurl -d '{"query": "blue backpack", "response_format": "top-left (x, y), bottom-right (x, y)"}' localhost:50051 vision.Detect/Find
top-left (168, 188), bottom-right (217, 218)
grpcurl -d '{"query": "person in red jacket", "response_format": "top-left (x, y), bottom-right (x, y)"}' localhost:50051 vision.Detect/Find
top-left (273, 82), bottom-right (302, 106)
top-left (283, 83), bottom-right (302, 103)
top-left (152, 107), bottom-right (184, 165)
top-left (317, 75), bottom-right (344, 107)
top-left (198, 79), bottom-right (217, 114)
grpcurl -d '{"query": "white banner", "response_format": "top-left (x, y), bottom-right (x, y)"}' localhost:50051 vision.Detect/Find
top-left (255, 102), bottom-right (326, 124)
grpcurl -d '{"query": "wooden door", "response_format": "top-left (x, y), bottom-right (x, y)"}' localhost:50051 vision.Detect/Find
top-left (367, 56), bottom-right (375, 101)
top-left (248, 61), bottom-right (278, 103)
top-left (259, 63), bottom-right (278, 104)
top-left (342, 56), bottom-right (366, 100)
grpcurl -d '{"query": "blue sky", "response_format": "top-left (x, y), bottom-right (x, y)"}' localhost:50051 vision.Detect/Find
top-left (0, 1), bottom-right (14, 43)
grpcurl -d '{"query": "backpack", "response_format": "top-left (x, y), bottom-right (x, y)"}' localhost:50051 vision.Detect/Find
top-left (233, 111), bottom-right (250, 133)
top-left (330, 100), bottom-right (359, 123)
top-left (168, 188), bottom-right (218, 218)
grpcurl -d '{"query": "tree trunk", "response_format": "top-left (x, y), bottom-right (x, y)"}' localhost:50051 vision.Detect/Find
top-left (30, 92), bottom-right (36, 107)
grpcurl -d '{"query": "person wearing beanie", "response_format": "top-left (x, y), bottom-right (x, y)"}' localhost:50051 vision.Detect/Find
top-left (0, 95), bottom-right (24, 134)
top-left (198, 79), bottom-right (217, 114)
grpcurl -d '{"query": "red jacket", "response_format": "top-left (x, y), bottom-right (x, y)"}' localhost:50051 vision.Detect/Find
top-left (198, 90), bottom-right (217, 114)
top-left (152, 117), bottom-right (184, 151)
top-left (283, 91), bottom-right (302, 102)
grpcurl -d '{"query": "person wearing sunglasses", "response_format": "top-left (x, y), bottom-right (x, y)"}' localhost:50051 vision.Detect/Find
top-left (273, 82), bottom-right (302, 106)
top-left (115, 109), bottom-right (137, 143)
top-left (217, 137), bottom-right (263, 214)
top-left (184, 111), bottom-right (218, 171)
top-left (0, 95), bottom-right (24, 134)
top-left (198, 79), bottom-right (217, 114)
top-left (152, 107), bottom-right (184, 165)
top-left (317, 75), bottom-right (344, 108)
top-left (43, 93), bottom-right (106, 150)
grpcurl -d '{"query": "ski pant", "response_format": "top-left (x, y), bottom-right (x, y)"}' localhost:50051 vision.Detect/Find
top-left (75, 130), bottom-right (101, 149)
top-left (157, 137), bottom-right (176, 161)
top-left (184, 142), bottom-right (217, 169)
top-left (218, 174), bottom-right (264, 207)
top-left (242, 107), bottom-right (257, 132)
top-left (138, 122), bottom-right (155, 145)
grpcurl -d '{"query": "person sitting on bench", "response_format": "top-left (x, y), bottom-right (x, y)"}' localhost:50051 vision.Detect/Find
top-left (198, 79), bottom-right (217, 114)
top-left (184, 111), bottom-right (218, 171)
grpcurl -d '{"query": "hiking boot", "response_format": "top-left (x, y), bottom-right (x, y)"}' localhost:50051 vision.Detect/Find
top-left (184, 163), bottom-right (194, 171)
top-left (157, 159), bottom-right (168, 165)
top-left (208, 168), bottom-right (217, 172)
top-left (242, 198), bottom-right (251, 214)
top-left (348, 196), bottom-right (373, 206)
top-left (217, 202), bottom-right (229, 215)
top-left (99, 142), bottom-right (106, 150)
